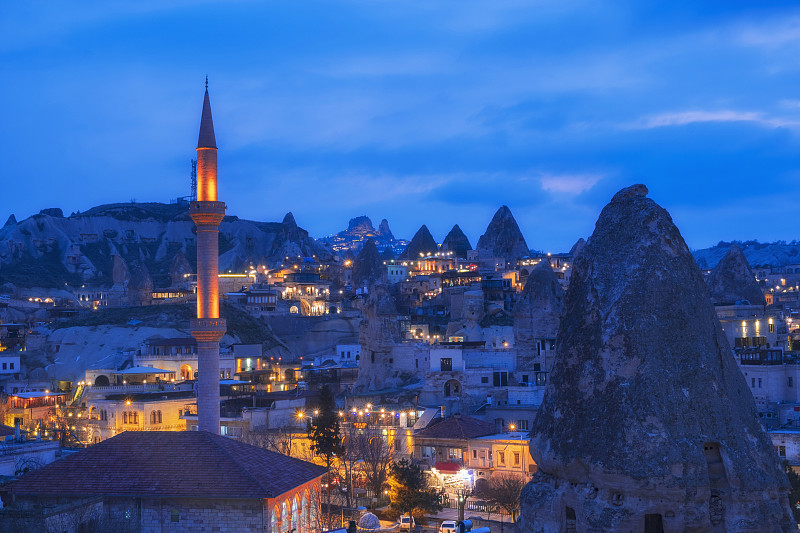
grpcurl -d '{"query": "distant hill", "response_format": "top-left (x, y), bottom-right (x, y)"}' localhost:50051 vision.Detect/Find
top-left (42, 302), bottom-right (290, 380)
top-left (0, 203), bottom-right (332, 288)
top-left (692, 240), bottom-right (800, 270)
top-left (319, 215), bottom-right (407, 255)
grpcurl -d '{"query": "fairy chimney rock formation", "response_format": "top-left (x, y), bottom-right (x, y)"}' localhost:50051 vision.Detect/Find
top-left (518, 184), bottom-right (793, 532)
top-left (399, 225), bottom-right (438, 259)
top-left (111, 254), bottom-right (130, 286)
top-left (476, 205), bottom-right (529, 262)
top-left (441, 224), bottom-right (472, 259)
top-left (352, 239), bottom-right (386, 289)
top-left (169, 250), bottom-right (193, 287)
top-left (569, 237), bottom-right (586, 259)
top-left (378, 218), bottom-right (394, 239)
top-left (706, 244), bottom-right (766, 306)
top-left (513, 259), bottom-right (564, 369)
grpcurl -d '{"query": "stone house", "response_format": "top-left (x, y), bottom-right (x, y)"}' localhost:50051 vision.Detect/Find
top-left (466, 431), bottom-right (536, 485)
top-left (2, 431), bottom-right (327, 533)
top-left (413, 415), bottom-right (495, 470)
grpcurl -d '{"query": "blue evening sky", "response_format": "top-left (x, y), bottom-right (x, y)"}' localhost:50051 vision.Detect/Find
top-left (2, 1), bottom-right (799, 252)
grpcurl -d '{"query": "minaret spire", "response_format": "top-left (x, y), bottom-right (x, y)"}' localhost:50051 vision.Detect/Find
top-left (197, 82), bottom-right (217, 150)
top-left (189, 82), bottom-right (226, 434)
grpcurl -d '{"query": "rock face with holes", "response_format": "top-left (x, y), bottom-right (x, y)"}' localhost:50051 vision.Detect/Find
top-left (354, 286), bottom-right (426, 392)
top-left (518, 185), bottom-right (794, 532)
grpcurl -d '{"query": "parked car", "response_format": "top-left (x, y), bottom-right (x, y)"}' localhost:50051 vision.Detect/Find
top-left (400, 515), bottom-right (415, 531)
top-left (439, 520), bottom-right (458, 533)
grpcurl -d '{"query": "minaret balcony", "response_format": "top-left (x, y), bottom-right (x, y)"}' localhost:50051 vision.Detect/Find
top-left (189, 201), bottom-right (226, 226)
top-left (191, 318), bottom-right (227, 343)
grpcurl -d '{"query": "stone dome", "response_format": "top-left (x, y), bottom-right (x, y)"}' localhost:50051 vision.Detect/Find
top-left (357, 512), bottom-right (381, 530)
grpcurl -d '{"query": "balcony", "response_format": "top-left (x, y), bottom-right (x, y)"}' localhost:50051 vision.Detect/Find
top-left (469, 458), bottom-right (493, 469)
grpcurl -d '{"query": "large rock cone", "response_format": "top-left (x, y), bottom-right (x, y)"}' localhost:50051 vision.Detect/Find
top-left (519, 184), bottom-right (793, 532)
top-left (352, 239), bottom-right (386, 290)
top-left (706, 244), bottom-right (766, 306)
top-left (441, 224), bottom-right (472, 259)
top-left (399, 225), bottom-right (438, 259)
top-left (513, 259), bottom-right (563, 370)
top-left (378, 218), bottom-right (394, 239)
top-left (476, 205), bottom-right (529, 262)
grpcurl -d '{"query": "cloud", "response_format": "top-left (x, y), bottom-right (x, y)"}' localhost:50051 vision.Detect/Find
top-left (624, 110), bottom-right (800, 130)
top-left (540, 174), bottom-right (602, 195)
top-left (735, 16), bottom-right (800, 48)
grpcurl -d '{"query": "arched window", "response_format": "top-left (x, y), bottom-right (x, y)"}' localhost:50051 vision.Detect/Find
top-left (123, 412), bottom-right (128, 424)
top-left (150, 411), bottom-right (156, 424)
top-left (292, 497), bottom-right (299, 532)
top-left (133, 412), bottom-right (138, 424)
top-left (301, 492), bottom-right (308, 533)
top-left (158, 411), bottom-right (162, 423)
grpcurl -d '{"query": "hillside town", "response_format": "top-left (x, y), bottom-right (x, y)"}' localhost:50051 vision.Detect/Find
top-left (0, 84), bottom-right (797, 532)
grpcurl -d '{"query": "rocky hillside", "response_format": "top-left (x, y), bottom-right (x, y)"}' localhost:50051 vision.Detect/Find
top-left (693, 240), bottom-right (800, 269)
top-left (0, 203), bottom-right (331, 288)
top-left (42, 302), bottom-right (291, 380)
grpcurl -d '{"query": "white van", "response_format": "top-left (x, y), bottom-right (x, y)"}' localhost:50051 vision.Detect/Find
top-left (400, 515), bottom-right (415, 531)
top-left (439, 520), bottom-right (458, 533)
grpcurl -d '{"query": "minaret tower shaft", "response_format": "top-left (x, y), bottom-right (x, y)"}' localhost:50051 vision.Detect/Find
top-left (190, 80), bottom-right (225, 434)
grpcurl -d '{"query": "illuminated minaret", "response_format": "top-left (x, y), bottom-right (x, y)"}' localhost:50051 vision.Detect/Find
top-left (190, 78), bottom-right (225, 434)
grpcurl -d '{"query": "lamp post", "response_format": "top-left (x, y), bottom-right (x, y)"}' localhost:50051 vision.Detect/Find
top-left (508, 424), bottom-right (526, 481)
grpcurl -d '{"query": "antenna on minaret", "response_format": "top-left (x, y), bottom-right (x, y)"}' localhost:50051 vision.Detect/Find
top-left (205, 75), bottom-right (208, 90)
top-left (190, 159), bottom-right (197, 199)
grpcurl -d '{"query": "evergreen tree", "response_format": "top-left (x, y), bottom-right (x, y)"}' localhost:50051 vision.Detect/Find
top-left (308, 386), bottom-right (343, 465)
top-left (387, 459), bottom-right (442, 521)
top-left (308, 386), bottom-right (342, 529)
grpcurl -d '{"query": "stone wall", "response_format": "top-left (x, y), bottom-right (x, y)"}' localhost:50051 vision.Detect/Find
top-left (140, 498), bottom-right (264, 533)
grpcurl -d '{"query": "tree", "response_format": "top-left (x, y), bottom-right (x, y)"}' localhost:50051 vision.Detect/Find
top-left (339, 423), bottom-right (363, 509)
top-left (784, 462), bottom-right (800, 523)
top-left (359, 430), bottom-right (393, 504)
top-left (475, 472), bottom-right (525, 522)
top-left (387, 459), bottom-right (442, 521)
top-left (241, 427), bottom-right (309, 459)
top-left (308, 386), bottom-right (343, 529)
